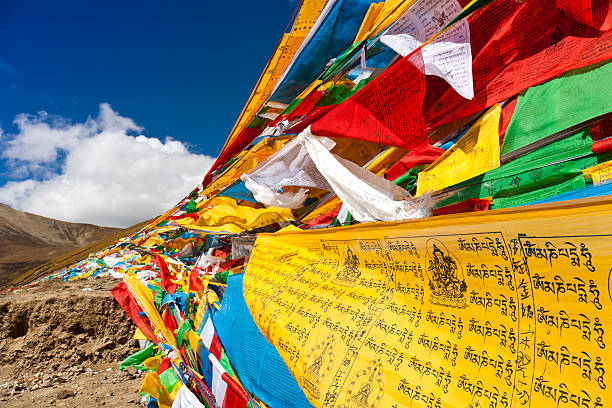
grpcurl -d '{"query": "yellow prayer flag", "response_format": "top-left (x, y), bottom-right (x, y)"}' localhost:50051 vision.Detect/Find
top-left (417, 104), bottom-right (501, 196)
top-left (124, 275), bottom-right (178, 351)
top-left (244, 195), bottom-right (612, 408)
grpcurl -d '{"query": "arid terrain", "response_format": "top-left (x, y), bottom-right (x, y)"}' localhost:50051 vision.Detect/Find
top-left (0, 203), bottom-right (120, 287)
top-left (0, 278), bottom-right (144, 407)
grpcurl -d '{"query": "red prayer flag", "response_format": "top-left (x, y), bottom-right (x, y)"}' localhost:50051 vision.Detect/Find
top-left (311, 53), bottom-right (428, 149)
top-left (111, 282), bottom-right (158, 344)
top-left (153, 254), bottom-right (177, 294)
top-left (424, 0), bottom-right (612, 130)
top-left (202, 127), bottom-right (262, 187)
top-left (384, 144), bottom-right (444, 181)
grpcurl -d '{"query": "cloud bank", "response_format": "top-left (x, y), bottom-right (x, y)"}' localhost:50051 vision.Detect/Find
top-left (0, 103), bottom-right (216, 227)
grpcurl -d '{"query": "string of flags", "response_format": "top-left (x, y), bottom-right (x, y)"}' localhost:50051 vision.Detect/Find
top-left (32, 0), bottom-right (612, 406)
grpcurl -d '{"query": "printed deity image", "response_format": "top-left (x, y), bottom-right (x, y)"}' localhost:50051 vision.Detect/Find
top-left (425, 239), bottom-right (468, 308)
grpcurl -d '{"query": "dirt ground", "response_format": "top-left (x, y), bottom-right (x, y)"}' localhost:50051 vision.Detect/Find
top-left (0, 278), bottom-right (146, 407)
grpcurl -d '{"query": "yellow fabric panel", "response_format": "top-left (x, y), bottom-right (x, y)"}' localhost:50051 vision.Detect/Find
top-left (300, 196), bottom-right (342, 223)
top-left (140, 373), bottom-right (173, 408)
top-left (204, 135), bottom-right (294, 195)
top-left (369, 0), bottom-right (418, 37)
top-left (184, 197), bottom-right (294, 234)
top-left (133, 327), bottom-right (147, 340)
top-left (354, 2), bottom-right (385, 42)
top-left (124, 274), bottom-right (178, 350)
top-left (417, 104), bottom-right (501, 196)
top-left (244, 195), bottom-right (612, 408)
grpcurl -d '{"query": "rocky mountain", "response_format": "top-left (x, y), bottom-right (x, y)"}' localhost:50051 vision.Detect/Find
top-left (0, 203), bottom-right (120, 287)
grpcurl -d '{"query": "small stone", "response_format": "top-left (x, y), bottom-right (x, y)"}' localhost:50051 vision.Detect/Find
top-left (56, 390), bottom-right (74, 399)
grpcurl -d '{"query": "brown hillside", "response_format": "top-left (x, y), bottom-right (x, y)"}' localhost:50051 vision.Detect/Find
top-left (5, 219), bottom-right (150, 288)
top-left (0, 203), bottom-right (125, 287)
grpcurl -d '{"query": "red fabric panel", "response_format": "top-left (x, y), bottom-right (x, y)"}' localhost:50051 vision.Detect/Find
top-left (303, 204), bottom-right (342, 229)
top-left (111, 282), bottom-right (158, 344)
top-left (384, 144), bottom-right (444, 181)
top-left (311, 53), bottom-right (428, 149)
top-left (219, 257), bottom-right (244, 271)
top-left (209, 334), bottom-right (223, 361)
top-left (166, 213), bottom-right (199, 222)
top-left (287, 105), bottom-right (334, 134)
top-left (154, 254), bottom-right (177, 294)
top-left (498, 97), bottom-right (518, 145)
top-left (189, 268), bottom-right (205, 293)
top-left (221, 373), bottom-right (249, 408)
top-left (203, 127), bottom-right (263, 187)
top-left (156, 358), bottom-right (171, 375)
top-left (592, 137), bottom-right (612, 153)
top-left (162, 309), bottom-right (178, 333)
top-left (424, 0), bottom-right (612, 130)
top-left (433, 198), bottom-right (490, 216)
top-left (287, 90), bottom-right (325, 121)
top-left (590, 113), bottom-right (612, 140)
top-left (544, 0), bottom-right (612, 31)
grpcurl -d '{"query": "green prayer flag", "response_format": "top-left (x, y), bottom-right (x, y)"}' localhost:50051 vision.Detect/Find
top-left (119, 343), bottom-right (155, 371)
top-left (502, 60), bottom-right (612, 156)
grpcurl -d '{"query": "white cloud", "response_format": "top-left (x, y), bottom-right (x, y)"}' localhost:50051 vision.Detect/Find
top-left (0, 103), bottom-right (216, 227)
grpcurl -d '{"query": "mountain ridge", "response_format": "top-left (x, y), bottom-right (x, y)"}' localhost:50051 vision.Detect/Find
top-left (0, 203), bottom-right (121, 286)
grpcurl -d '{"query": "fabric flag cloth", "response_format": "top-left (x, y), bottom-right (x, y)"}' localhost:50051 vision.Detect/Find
top-left (190, 197), bottom-right (294, 234)
top-left (537, 0), bottom-right (612, 31)
top-left (171, 385), bottom-right (206, 408)
top-left (384, 144), bottom-right (445, 181)
top-left (270, 0), bottom-right (377, 103)
top-left (213, 273), bottom-right (315, 408)
top-left (417, 104), bottom-right (501, 195)
top-left (111, 281), bottom-right (158, 345)
top-left (501, 60), bottom-right (612, 157)
top-left (298, 127), bottom-right (434, 222)
top-left (432, 197), bottom-right (490, 215)
top-left (311, 52), bottom-right (428, 149)
top-left (241, 137), bottom-right (335, 208)
top-left (208, 354), bottom-right (249, 408)
top-left (202, 127), bottom-right (262, 187)
top-left (423, 0), bottom-right (612, 131)
top-left (381, 0), bottom-right (473, 99)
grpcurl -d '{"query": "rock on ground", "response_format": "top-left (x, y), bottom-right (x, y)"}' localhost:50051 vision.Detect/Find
top-left (0, 279), bottom-right (144, 407)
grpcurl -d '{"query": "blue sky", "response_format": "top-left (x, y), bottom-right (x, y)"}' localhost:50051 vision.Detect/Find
top-left (0, 0), bottom-right (297, 226)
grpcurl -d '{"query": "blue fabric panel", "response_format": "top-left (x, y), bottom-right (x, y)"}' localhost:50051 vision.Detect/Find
top-left (218, 180), bottom-right (258, 203)
top-left (270, 0), bottom-right (376, 103)
top-left (523, 182), bottom-right (612, 205)
top-left (212, 274), bottom-right (315, 408)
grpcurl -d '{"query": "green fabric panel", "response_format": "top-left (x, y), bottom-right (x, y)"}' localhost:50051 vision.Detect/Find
top-left (154, 290), bottom-right (164, 311)
top-left (185, 197), bottom-right (197, 214)
top-left (316, 84), bottom-right (354, 106)
top-left (507, 129), bottom-right (592, 167)
top-left (159, 369), bottom-right (179, 392)
top-left (322, 41), bottom-right (364, 80)
top-left (119, 343), bottom-right (155, 371)
top-left (176, 320), bottom-right (194, 347)
top-left (502, 60), bottom-right (612, 156)
top-left (283, 97), bottom-right (304, 115)
top-left (493, 174), bottom-right (586, 208)
top-left (220, 350), bottom-right (235, 378)
top-left (436, 152), bottom-right (610, 207)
